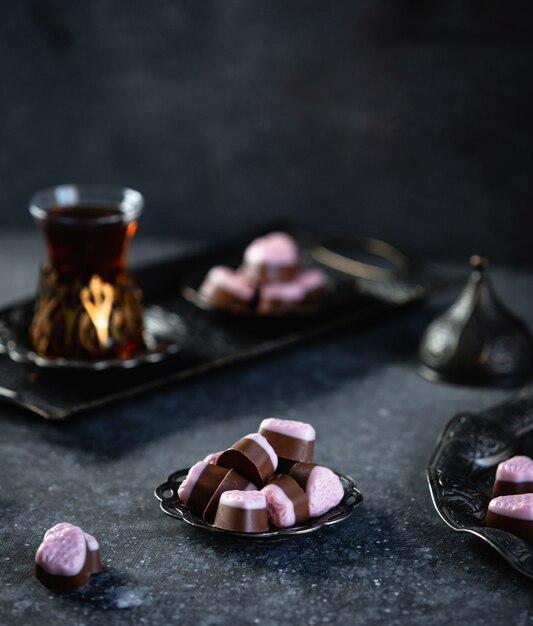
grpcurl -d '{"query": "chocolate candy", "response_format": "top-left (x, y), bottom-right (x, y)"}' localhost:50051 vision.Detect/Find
top-left (288, 462), bottom-right (344, 517)
top-left (257, 269), bottom-right (328, 313)
top-left (216, 433), bottom-right (277, 487)
top-left (198, 266), bottom-right (255, 310)
top-left (242, 232), bottom-right (299, 286)
top-left (178, 461), bottom-right (230, 515)
top-left (297, 269), bottom-right (328, 303)
top-left (259, 418), bottom-right (315, 464)
top-left (203, 469), bottom-right (255, 523)
top-left (262, 474), bottom-right (309, 528)
top-left (486, 494), bottom-right (533, 541)
top-left (257, 281), bottom-right (309, 314)
top-left (213, 490), bottom-right (269, 533)
top-left (34, 522), bottom-right (102, 592)
top-left (492, 455), bottom-right (533, 498)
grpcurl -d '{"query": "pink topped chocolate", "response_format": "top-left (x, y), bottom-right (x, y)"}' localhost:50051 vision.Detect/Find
top-left (288, 463), bottom-right (344, 517)
top-left (297, 268), bottom-right (328, 302)
top-left (486, 493), bottom-right (533, 542)
top-left (262, 474), bottom-right (309, 528)
top-left (34, 522), bottom-right (102, 592)
top-left (259, 418), bottom-right (315, 464)
top-left (203, 469), bottom-right (255, 523)
top-left (257, 281), bottom-right (308, 313)
top-left (83, 531), bottom-right (103, 574)
top-left (213, 490), bottom-right (269, 533)
top-left (492, 455), bottom-right (533, 498)
top-left (216, 433), bottom-right (277, 487)
top-left (199, 266), bottom-right (255, 310)
top-left (242, 232), bottom-right (299, 285)
top-left (178, 461), bottom-right (230, 515)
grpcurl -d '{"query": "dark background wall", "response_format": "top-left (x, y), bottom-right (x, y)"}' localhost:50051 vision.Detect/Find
top-left (1, 1), bottom-right (533, 262)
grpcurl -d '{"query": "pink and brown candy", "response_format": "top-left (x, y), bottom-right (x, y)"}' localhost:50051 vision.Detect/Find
top-left (198, 266), bottom-right (256, 310)
top-left (259, 417), bottom-right (315, 464)
top-left (486, 493), bottom-right (533, 542)
top-left (214, 490), bottom-right (269, 533)
top-left (216, 433), bottom-right (278, 487)
top-left (262, 474), bottom-right (309, 528)
top-left (178, 459), bottom-right (257, 523)
top-left (492, 455), bottom-right (533, 498)
top-left (257, 269), bottom-right (328, 313)
top-left (287, 462), bottom-right (344, 517)
top-left (178, 461), bottom-right (231, 515)
top-left (34, 522), bottom-right (102, 592)
top-left (241, 232), bottom-right (299, 285)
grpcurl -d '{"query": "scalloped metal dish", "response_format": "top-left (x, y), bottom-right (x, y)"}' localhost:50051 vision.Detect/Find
top-left (155, 468), bottom-right (363, 539)
top-left (0, 304), bottom-right (185, 370)
top-left (427, 386), bottom-right (533, 579)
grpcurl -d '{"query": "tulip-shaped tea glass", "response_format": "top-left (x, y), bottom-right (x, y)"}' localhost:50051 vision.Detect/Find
top-left (29, 184), bottom-right (145, 360)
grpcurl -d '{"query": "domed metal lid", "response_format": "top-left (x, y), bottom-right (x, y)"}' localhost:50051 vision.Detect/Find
top-left (418, 256), bottom-right (533, 386)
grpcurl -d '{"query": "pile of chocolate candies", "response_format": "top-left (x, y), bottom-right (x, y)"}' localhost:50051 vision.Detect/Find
top-left (178, 418), bottom-right (345, 532)
top-left (486, 455), bottom-right (533, 541)
top-left (198, 231), bottom-right (328, 313)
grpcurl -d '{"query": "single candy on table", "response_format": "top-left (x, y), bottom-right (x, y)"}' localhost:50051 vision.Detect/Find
top-left (492, 455), bottom-right (533, 497)
top-left (198, 266), bottom-right (255, 310)
top-left (34, 522), bottom-right (102, 592)
top-left (178, 461), bottom-right (230, 515)
top-left (259, 417), bottom-right (316, 463)
top-left (262, 474), bottom-right (310, 528)
top-left (289, 462), bottom-right (344, 517)
top-left (486, 493), bottom-right (533, 542)
top-left (213, 490), bottom-right (270, 533)
top-left (242, 232), bottom-right (299, 285)
top-left (216, 433), bottom-right (277, 487)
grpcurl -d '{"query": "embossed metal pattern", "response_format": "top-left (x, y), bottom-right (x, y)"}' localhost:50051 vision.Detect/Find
top-left (427, 386), bottom-right (533, 578)
top-left (155, 468), bottom-right (363, 540)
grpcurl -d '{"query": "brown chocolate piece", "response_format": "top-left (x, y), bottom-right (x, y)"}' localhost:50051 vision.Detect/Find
top-left (214, 504), bottom-right (269, 533)
top-left (492, 480), bottom-right (533, 498)
top-left (187, 464), bottom-right (230, 515)
top-left (217, 437), bottom-right (275, 487)
top-left (259, 429), bottom-right (314, 464)
top-left (288, 462), bottom-right (316, 491)
top-left (276, 458), bottom-right (297, 474)
top-left (203, 470), bottom-right (251, 523)
top-left (486, 510), bottom-right (533, 542)
top-left (267, 474), bottom-right (309, 525)
top-left (213, 491), bottom-right (269, 533)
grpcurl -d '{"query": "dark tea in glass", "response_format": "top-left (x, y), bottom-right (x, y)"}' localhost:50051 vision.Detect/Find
top-left (29, 185), bottom-right (145, 360)
top-left (41, 204), bottom-right (137, 281)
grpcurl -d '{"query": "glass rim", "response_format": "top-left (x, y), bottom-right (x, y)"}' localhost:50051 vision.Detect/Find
top-left (29, 184), bottom-right (144, 226)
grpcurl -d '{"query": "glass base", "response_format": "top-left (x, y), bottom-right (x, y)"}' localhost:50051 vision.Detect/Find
top-left (30, 265), bottom-right (145, 360)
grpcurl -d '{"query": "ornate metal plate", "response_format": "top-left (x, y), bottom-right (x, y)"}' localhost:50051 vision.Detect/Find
top-left (427, 385), bottom-right (533, 578)
top-left (0, 304), bottom-right (185, 370)
top-left (155, 468), bottom-right (363, 539)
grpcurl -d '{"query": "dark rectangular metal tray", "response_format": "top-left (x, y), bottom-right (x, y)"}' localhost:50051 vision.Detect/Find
top-left (0, 227), bottom-right (449, 419)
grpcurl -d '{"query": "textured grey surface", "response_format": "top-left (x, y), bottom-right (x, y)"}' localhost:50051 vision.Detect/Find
top-left (1, 233), bottom-right (533, 625)
top-left (1, 2), bottom-right (533, 262)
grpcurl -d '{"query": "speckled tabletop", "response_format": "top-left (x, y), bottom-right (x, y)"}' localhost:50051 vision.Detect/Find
top-left (1, 232), bottom-right (532, 626)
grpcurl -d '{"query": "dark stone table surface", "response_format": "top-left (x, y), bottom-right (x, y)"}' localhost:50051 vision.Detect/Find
top-left (1, 231), bottom-right (532, 625)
